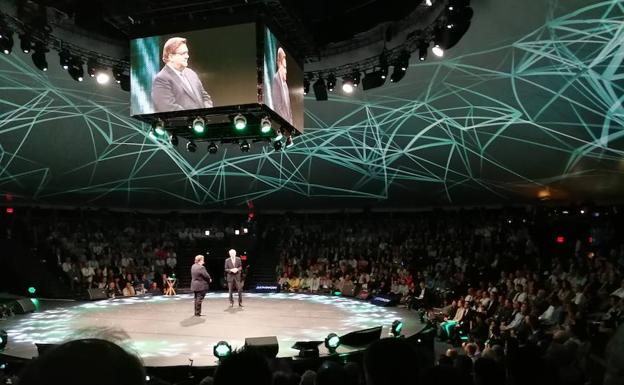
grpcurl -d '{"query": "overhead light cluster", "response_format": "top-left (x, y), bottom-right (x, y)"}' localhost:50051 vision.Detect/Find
top-left (0, 15), bottom-right (129, 91)
top-left (307, 0), bottom-right (473, 100)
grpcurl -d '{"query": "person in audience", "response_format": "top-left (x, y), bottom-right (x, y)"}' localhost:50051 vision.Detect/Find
top-left (364, 338), bottom-right (421, 385)
top-left (213, 348), bottom-right (272, 385)
top-left (122, 281), bottom-right (136, 296)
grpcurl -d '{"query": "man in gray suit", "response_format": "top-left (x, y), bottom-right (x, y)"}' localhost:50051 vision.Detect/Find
top-left (224, 249), bottom-right (243, 307)
top-left (152, 37), bottom-right (213, 113)
top-left (271, 47), bottom-right (293, 125)
top-left (191, 254), bottom-right (212, 316)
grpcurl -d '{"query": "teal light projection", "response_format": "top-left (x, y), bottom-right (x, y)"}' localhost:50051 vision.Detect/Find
top-left (0, 0), bottom-right (623, 208)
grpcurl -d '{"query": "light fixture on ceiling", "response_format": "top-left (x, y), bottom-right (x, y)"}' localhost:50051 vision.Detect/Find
top-left (233, 114), bottom-right (247, 130)
top-left (342, 77), bottom-right (354, 93)
top-left (327, 73), bottom-right (336, 92)
top-left (19, 34), bottom-right (31, 53)
top-left (240, 140), bottom-right (250, 152)
top-left (192, 117), bottom-right (205, 133)
top-left (186, 140), bottom-right (197, 152)
top-left (67, 56), bottom-right (84, 82)
top-left (207, 141), bottom-right (218, 154)
top-left (31, 44), bottom-right (48, 71)
top-left (313, 77), bottom-right (328, 101)
top-left (303, 78), bottom-right (310, 95)
top-left (260, 116), bottom-right (272, 134)
top-left (0, 29), bottom-right (13, 55)
top-left (59, 49), bottom-right (71, 69)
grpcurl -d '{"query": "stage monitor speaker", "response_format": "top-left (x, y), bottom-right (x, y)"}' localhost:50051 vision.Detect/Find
top-left (339, 326), bottom-right (382, 347)
top-left (36, 343), bottom-right (59, 356)
top-left (370, 294), bottom-right (399, 307)
top-left (12, 298), bottom-right (36, 314)
top-left (244, 336), bottom-right (279, 358)
top-left (406, 326), bottom-right (436, 368)
top-left (87, 288), bottom-right (108, 300)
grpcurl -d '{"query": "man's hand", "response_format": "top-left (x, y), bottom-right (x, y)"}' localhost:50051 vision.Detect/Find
top-left (231, 268), bottom-right (238, 273)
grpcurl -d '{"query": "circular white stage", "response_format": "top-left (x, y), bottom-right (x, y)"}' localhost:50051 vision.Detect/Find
top-left (3, 293), bottom-right (423, 367)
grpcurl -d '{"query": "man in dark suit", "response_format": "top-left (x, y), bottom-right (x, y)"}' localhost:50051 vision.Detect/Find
top-left (152, 37), bottom-right (213, 113)
top-left (224, 249), bottom-right (243, 307)
top-left (191, 254), bottom-right (211, 316)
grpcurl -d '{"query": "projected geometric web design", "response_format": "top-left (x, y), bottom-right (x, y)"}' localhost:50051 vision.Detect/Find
top-left (0, 0), bottom-right (623, 209)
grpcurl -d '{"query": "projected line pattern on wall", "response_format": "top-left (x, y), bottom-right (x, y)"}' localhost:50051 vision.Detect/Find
top-left (0, 0), bottom-right (622, 208)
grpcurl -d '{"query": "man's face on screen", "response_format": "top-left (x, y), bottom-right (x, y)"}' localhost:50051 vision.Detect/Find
top-left (169, 43), bottom-right (189, 71)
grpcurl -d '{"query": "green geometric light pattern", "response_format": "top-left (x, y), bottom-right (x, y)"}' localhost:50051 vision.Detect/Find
top-left (0, 0), bottom-right (623, 209)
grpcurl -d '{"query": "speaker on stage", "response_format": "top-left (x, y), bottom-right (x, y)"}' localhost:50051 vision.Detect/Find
top-left (244, 336), bottom-right (279, 358)
top-left (12, 298), bottom-right (36, 314)
top-left (406, 326), bottom-right (436, 368)
top-left (87, 288), bottom-right (108, 300)
top-left (339, 326), bottom-right (382, 347)
top-left (370, 294), bottom-right (399, 307)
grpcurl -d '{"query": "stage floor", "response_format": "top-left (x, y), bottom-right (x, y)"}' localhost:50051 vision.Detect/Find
top-left (2, 293), bottom-right (424, 367)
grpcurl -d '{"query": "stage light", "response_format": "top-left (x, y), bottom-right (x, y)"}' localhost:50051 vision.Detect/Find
top-left (205, 230), bottom-right (210, 236)
top-left (87, 58), bottom-right (98, 77)
top-left (303, 78), bottom-right (310, 95)
top-left (96, 71), bottom-right (110, 84)
top-left (362, 70), bottom-right (386, 90)
top-left (327, 73), bottom-right (336, 92)
top-left (235, 229), bottom-right (240, 235)
top-left (260, 116), bottom-right (272, 133)
top-left (19, 34), bottom-right (31, 53)
top-left (352, 69), bottom-right (360, 87)
top-left (186, 140), bottom-right (197, 153)
top-left (425, 0), bottom-right (433, 6)
top-left (274, 131), bottom-right (283, 142)
top-left (192, 117), bottom-right (205, 133)
top-left (273, 140), bottom-right (283, 151)
top-left (113, 65), bottom-right (124, 84)
top-left (233, 114), bottom-right (247, 130)
top-left (0, 330), bottom-right (6, 350)
top-left (418, 42), bottom-right (428, 61)
top-left (292, 341), bottom-right (322, 358)
top-left (207, 141), bottom-right (218, 154)
top-left (119, 74), bottom-right (130, 92)
top-left (28, 287), bottom-right (36, 295)
top-left (285, 136), bottom-right (294, 149)
top-left (391, 320), bottom-right (404, 337)
top-left (397, 50), bottom-right (410, 71)
top-left (313, 77), bottom-right (328, 101)
top-left (342, 77), bottom-right (354, 93)
top-left (243, 228), bottom-right (248, 234)
top-left (32, 45), bottom-right (48, 71)
top-left (432, 44), bottom-right (444, 57)
top-left (240, 140), bottom-right (250, 152)
top-left (213, 341), bottom-right (232, 360)
top-left (67, 57), bottom-right (84, 82)
top-left (59, 49), bottom-right (71, 69)
top-left (324, 333), bottom-right (340, 354)
top-left (152, 119), bottom-right (165, 136)
top-left (169, 133), bottom-right (178, 146)
top-left (0, 30), bottom-right (13, 55)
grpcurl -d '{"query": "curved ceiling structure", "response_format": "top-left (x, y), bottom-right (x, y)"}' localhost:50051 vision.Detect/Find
top-left (0, 0), bottom-right (623, 209)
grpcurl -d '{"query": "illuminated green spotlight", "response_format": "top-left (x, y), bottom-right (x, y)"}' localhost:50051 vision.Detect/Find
top-left (260, 116), bottom-right (272, 134)
top-left (324, 333), bottom-right (340, 354)
top-left (233, 114), bottom-right (247, 130)
top-left (28, 286), bottom-right (36, 295)
top-left (213, 341), bottom-right (232, 360)
top-left (193, 117), bottom-right (205, 134)
top-left (391, 320), bottom-right (403, 337)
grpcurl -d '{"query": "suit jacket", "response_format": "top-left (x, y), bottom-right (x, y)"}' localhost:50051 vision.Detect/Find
top-left (190, 263), bottom-right (211, 292)
top-left (224, 257), bottom-right (242, 282)
top-left (271, 71), bottom-right (293, 125)
top-left (152, 65), bottom-right (213, 112)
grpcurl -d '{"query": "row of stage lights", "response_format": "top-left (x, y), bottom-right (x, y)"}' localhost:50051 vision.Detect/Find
top-left (0, 25), bottom-right (129, 90)
top-left (212, 320), bottom-right (404, 361)
top-left (149, 114), bottom-right (293, 153)
top-left (304, 0), bottom-right (472, 99)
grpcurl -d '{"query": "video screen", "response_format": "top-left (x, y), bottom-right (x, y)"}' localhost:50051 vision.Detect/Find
top-left (263, 28), bottom-right (304, 133)
top-left (131, 23), bottom-right (257, 116)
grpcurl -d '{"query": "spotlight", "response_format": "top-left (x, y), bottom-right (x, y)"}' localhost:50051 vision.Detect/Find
top-left (87, 58), bottom-right (96, 77)
top-left (432, 44), bottom-right (444, 57)
top-left (240, 140), bottom-right (250, 152)
top-left (425, 0), bottom-right (432, 6)
top-left (0, 30), bottom-right (13, 55)
top-left (192, 117), bottom-right (205, 134)
top-left (313, 77), bottom-right (328, 101)
top-left (0, 330), bottom-right (6, 350)
top-left (285, 136), bottom-right (294, 148)
top-left (352, 69), bottom-right (361, 87)
top-left (186, 140), bottom-right (197, 152)
top-left (213, 341), bottom-right (232, 361)
top-left (169, 133), bottom-right (178, 146)
top-left (397, 50), bottom-right (410, 71)
top-left (418, 42), bottom-right (428, 61)
top-left (391, 320), bottom-right (404, 337)
top-left (119, 74), bottom-right (130, 92)
top-left (324, 333), bottom-right (340, 354)
top-left (31, 45), bottom-right (48, 71)
top-left (273, 140), bottom-right (283, 151)
top-left (67, 57), bottom-right (84, 82)
top-left (152, 119), bottom-right (165, 136)
top-left (361, 70), bottom-right (386, 90)
top-left (260, 116), bottom-right (272, 134)
top-left (207, 141), bottom-right (218, 154)
top-left (303, 78), bottom-right (310, 95)
top-left (327, 73), bottom-right (336, 92)
top-left (233, 114), bottom-right (247, 130)
top-left (113, 65), bottom-right (124, 84)
top-left (19, 34), bottom-right (31, 53)
top-left (28, 286), bottom-right (36, 295)
top-left (59, 49), bottom-right (71, 69)
top-left (274, 130), bottom-right (283, 142)
top-left (292, 341), bottom-right (322, 358)
top-left (342, 78), bottom-right (354, 93)
top-left (96, 70), bottom-right (110, 84)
